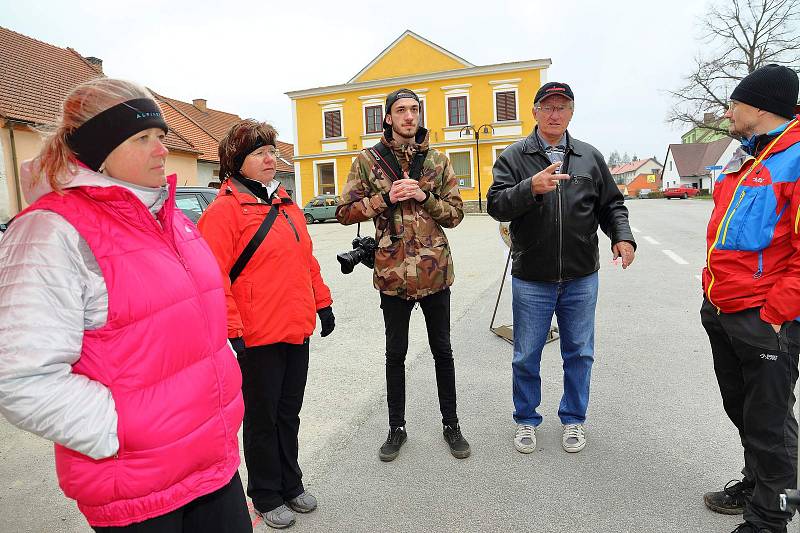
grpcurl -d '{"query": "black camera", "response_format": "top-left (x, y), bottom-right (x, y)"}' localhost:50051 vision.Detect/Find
top-left (337, 236), bottom-right (378, 274)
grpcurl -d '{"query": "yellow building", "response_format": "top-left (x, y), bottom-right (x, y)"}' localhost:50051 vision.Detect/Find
top-left (286, 30), bottom-right (551, 209)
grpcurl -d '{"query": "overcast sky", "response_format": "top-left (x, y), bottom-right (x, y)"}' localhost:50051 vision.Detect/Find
top-left (2, 0), bottom-right (711, 162)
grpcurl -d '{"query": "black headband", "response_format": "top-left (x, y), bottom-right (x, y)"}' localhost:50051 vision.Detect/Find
top-left (232, 137), bottom-right (269, 176)
top-left (66, 98), bottom-right (168, 172)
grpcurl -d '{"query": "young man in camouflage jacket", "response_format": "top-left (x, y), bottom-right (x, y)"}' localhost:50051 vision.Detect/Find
top-left (336, 88), bottom-right (470, 461)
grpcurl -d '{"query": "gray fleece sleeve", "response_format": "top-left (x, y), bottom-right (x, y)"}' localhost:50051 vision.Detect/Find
top-left (0, 211), bottom-right (118, 460)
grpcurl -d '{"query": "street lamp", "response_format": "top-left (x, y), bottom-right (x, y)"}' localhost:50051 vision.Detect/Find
top-left (459, 123), bottom-right (494, 213)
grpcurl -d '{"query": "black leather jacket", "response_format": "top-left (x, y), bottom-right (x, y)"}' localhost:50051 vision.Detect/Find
top-left (487, 129), bottom-right (635, 282)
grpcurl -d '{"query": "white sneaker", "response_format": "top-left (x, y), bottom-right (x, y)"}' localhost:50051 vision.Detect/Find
top-left (562, 423), bottom-right (586, 453)
top-left (514, 424), bottom-right (536, 453)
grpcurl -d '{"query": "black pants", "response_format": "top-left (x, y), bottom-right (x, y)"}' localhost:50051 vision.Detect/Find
top-left (701, 299), bottom-right (800, 531)
top-left (238, 341), bottom-right (309, 512)
top-left (381, 287), bottom-right (458, 428)
top-left (92, 472), bottom-right (251, 533)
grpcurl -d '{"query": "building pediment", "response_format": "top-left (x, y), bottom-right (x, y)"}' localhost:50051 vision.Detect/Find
top-left (348, 30), bottom-right (473, 84)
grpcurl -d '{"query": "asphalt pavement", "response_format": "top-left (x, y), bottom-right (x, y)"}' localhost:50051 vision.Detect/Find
top-left (1, 198), bottom-right (797, 532)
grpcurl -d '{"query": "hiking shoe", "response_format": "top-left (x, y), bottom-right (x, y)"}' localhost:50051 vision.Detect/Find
top-left (379, 426), bottom-right (407, 462)
top-left (562, 424), bottom-right (586, 453)
top-left (443, 424), bottom-right (471, 459)
top-left (255, 504), bottom-right (295, 529)
top-left (514, 424), bottom-right (536, 454)
top-left (705, 479), bottom-right (753, 515)
top-left (287, 491), bottom-right (317, 513)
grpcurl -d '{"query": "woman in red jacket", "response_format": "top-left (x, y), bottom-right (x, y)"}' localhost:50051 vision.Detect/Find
top-left (198, 120), bottom-right (334, 530)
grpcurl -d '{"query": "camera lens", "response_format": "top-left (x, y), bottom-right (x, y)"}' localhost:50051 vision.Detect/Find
top-left (337, 249), bottom-right (365, 274)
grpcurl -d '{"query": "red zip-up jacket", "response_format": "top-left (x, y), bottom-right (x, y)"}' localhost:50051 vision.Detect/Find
top-left (703, 116), bottom-right (800, 324)
top-left (198, 179), bottom-right (332, 347)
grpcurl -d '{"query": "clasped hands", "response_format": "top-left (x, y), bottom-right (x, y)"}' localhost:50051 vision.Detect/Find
top-left (389, 173), bottom-right (427, 204)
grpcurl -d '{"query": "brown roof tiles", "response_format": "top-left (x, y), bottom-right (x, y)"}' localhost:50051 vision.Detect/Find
top-left (668, 137), bottom-right (736, 177)
top-left (0, 26), bottom-right (295, 167)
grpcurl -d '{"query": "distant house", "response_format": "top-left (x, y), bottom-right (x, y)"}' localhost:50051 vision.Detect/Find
top-left (681, 113), bottom-right (730, 144)
top-left (623, 172), bottom-right (662, 198)
top-left (662, 137), bottom-right (738, 192)
top-left (0, 25), bottom-right (295, 222)
top-left (152, 94), bottom-right (296, 195)
top-left (609, 157), bottom-right (663, 185)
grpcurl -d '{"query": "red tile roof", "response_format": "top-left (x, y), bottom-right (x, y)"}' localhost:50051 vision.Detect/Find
top-left (0, 26), bottom-right (198, 155)
top-left (152, 94), bottom-right (295, 170)
top-left (0, 25), bottom-right (296, 168)
top-left (0, 26), bottom-right (100, 125)
top-left (610, 159), bottom-right (652, 175)
top-left (155, 95), bottom-right (222, 162)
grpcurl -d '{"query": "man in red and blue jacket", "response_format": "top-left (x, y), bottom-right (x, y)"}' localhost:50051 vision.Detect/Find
top-left (701, 64), bottom-right (800, 533)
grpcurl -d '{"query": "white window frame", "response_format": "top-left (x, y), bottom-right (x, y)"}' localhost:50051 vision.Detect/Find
top-left (492, 144), bottom-right (511, 164)
top-left (444, 88), bottom-right (471, 128)
top-left (445, 148), bottom-right (474, 189)
top-left (493, 85), bottom-right (519, 123)
top-left (313, 159), bottom-right (338, 196)
top-left (321, 102), bottom-right (345, 140)
top-left (417, 95), bottom-right (427, 128)
top-left (361, 99), bottom-right (384, 135)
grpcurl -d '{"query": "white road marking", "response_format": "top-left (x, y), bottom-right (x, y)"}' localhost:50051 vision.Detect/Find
top-left (662, 250), bottom-right (689, 265)
top-left (644, 236), bottom-right (660, 245)
top-left (630, 226), bottom-right (641, 233)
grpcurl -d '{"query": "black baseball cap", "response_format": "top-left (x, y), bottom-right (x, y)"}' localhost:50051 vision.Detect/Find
top-left (534, 82), bottom-right (575, 105)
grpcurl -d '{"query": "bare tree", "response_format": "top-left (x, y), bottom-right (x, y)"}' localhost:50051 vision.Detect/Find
top-left (668, 0), bottom-right (800, 133)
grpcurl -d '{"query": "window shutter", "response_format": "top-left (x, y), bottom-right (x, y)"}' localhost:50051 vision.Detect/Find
top-left (496, 91), bottom-right (516, 121)
top-left (324, 110), bottom-right (342, 138)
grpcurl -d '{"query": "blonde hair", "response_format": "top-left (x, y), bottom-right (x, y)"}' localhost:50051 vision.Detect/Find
top-left (37, 78), bottom-right (158, 191)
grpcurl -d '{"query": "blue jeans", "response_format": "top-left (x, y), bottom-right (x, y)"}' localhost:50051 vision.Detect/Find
top-left (511, 272), bottom-right (598, 426)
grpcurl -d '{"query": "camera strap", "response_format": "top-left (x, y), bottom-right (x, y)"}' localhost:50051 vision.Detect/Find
top-left (229, 204), bottom-right (279, 284)
top-left (364, 141), bottom-right (428, 243)
top-left (368, 141), bottom-right (427, 182)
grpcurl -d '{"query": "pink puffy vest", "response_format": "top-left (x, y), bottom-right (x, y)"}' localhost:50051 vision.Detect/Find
top-left (26, 176), bottom-right (244, 527)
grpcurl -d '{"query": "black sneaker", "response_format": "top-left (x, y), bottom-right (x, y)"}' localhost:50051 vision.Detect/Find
top-left (704, 479), bottom-right (754, 515)
top-left (379, 426), bottom-right (407, 462)
top-left (443, 424), bottom-right (471, 459)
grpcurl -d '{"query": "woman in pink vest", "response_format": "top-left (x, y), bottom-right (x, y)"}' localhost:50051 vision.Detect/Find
top-left (0, 78), bottom-right (250, 532)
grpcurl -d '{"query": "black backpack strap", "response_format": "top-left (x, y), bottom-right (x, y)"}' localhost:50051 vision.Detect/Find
top-left (369, 141), bottom-right (403, 182)
top-left (408, 150), bottom-right (427, 181)
top-left (229, 204), bottom-right (279, 284)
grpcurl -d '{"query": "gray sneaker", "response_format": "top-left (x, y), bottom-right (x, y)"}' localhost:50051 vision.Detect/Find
top-left (256, 504), bottom-right (296, 529)
top-left (562, 423), bottom-right (586, 453)
top-left (287, 491), bottom-right (317, 513)
top-left (514, 424), bottom-right (536, 453)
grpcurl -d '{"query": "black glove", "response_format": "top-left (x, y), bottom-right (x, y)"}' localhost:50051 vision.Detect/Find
top-left (318, 306), bottom-right (335, 337)
top-left (229, 337), bottom-right (246, 358)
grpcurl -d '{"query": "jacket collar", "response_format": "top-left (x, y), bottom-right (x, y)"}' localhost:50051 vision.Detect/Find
top-left (222, 177), bottom-right (292, 206)
top-left (523, 127), bottom-right (582, 157)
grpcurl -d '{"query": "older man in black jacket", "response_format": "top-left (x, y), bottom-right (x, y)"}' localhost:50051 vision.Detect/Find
top-left (487, 82), bottom-right (636, 455)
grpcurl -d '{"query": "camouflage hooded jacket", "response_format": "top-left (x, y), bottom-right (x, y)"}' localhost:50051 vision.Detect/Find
top-left (336, 128), bottom-right (464, 300)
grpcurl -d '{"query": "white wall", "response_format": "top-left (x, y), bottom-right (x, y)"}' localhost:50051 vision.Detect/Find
top-left (197, 162), bottom-right (219, 187)
top-left (661, 149), bottom-right (681, 189)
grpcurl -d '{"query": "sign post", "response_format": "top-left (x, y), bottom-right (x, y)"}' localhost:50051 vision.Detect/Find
top-left (705, 165), bottom-right (723, 194)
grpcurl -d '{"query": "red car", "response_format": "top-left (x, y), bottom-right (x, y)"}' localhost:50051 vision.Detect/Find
top-left (664, 186), bottom-right (701, 199)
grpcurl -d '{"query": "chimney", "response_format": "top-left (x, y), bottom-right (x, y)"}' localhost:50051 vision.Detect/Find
top-left (703, 112), bottom-right (716, 124)
top-left (193, 99), bottom-right (207, 112)
top-left (84, 56), bottom-right (103, 72)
